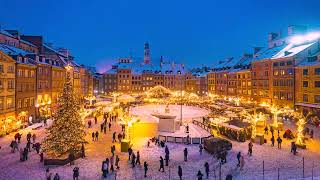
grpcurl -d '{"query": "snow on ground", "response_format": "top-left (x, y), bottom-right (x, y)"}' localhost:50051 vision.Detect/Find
top-left (158, 123), bottom-right (211, 138)
top-left (130, 104), bottom-right (210, 123)
top-left (0, 104), bottom-right (319, 180)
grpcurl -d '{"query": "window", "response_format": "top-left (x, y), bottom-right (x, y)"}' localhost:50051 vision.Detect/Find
top-left (6, 97), bottom-right (14, 108)
top-left (287, 61), bottom-right (293, 65)
top-left (8, 79), bottom-right (14, 89)
top-left (264, 71), bottom-right (268, 76)
top-left (280, 62), bottom-right (285, 66)
top-left (315, 95), bottom-right (320, 103)
top-left (273, 71), bottom-right (279, 76)
top-left (273, 62), bottom-right (279, 67)
top-left (8, 66), bottom-right (14, 73)
top-left (0, 97), bottom-right (3, 109)
top-left (287, 68), bottom-right (293, 75)
top-left (0, 64), bottom-right (3, 72)
top-left (280, 70), bottom-right (285, 75)
top-left (303, 81), bottom-right (309, 87)
top-left (315, 81), bottom-right (320, 88)
top-left (30, 98), bottom-right (35, 106)
top-left (303, 94), bottom-right (308, 102)
top-left (303, 69), bottom-right (308, 76)
top-left (315, 68), bottom-right (320, 75)
top-left (24, 98), bottom-right (29, 108)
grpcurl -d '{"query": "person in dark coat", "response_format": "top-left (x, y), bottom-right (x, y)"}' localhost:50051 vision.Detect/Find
top-left (277, 136), bottom-right (282, 149)
top-left (128, 147), bottom-right (132, 160)
top-left (17, 133), bottom-right (21, 143)
top-left (26, 141), bottom-right (31, 152)
top-left (131, 152), bottom-right (136, 168)
top-left (73, 167), bottom-right (79, 180)
top-left (144, 161), bottom-right (148, 177)
top-left (184, 148), bottom-right (188, 162)
top-left (165, 152), bottom-right (169, 166)
top-left (236, 152), bottom-right (241, 167)
top-left (103, 125), bottom-right (107, 134)
top-left (100, 124), bottom-right (104, 132)
top-left (101, 159), bottom-right (108, 177)
top-left (95, 131), bottom-right (99, 141)
top-left (271, 135), bottom-right (275, 146)
top-left (94, 116), bottom-right (98, 124)
top-left (23, 147), bottom-right (28, 161)
top-left (199, 144), bottom-right (203, 155)
top-left (40, 152), bottom-right (44, 162)
top-left (159, 156), bottom-right (164, 172)
top-left (178, 166), bottom-right (183, 180)
top-left (53, 173), bottom-right (60, 180)
top-left (115, 155), bottom-right (120, 169)
top-left (248, 141), bottom-right (253, 156)
top-left (197, 170), bottom-right (204, 180)
top-left (204, 162), bottom-right (209, 178)
top-left (92, 132), bottom-right (95, 141)
top-left (136, 151), bottom-right (141, 165)
top-left (112, 132), bottom-right (117, 143)
top-left (108, 122), bottom-right (112, 131)
top-left (165, 145), bottom-right (170, 160)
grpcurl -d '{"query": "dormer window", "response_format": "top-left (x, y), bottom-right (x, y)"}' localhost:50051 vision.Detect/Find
top-left (18, 56), bottom-right (22, 62)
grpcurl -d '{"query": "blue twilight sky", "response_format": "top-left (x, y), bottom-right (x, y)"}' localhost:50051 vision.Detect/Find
top-left (1, 0), bottom-right (320, 72)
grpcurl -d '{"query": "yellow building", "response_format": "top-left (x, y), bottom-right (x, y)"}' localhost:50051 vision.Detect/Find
top-left (0, 51), bottom-right (17, 135)
top-left (295, 55), bottom-right (320, 116)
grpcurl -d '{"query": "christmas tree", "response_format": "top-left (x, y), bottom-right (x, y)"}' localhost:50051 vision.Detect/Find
top-left (42, 70), bottom-right (86, 157)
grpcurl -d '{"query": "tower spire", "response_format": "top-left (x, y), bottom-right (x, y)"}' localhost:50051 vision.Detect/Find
top-left (143, 42), bottom-right (150, 64)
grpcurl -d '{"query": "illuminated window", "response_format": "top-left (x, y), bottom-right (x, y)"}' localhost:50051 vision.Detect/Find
top-left (6, 97), bottom-right (14, 108)
top-left (273, 71), bottom-right (279, 76)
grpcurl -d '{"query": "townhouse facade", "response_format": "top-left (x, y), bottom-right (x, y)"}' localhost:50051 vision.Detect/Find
top-left (0, 28), bottom-right (94, 135)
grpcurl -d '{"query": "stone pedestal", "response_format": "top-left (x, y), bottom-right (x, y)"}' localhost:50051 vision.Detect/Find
top-left (121, 139), bottom-right (131, 152)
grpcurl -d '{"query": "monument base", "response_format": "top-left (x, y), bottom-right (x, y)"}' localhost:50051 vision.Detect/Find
top-left (121, 139), bottom-right (131, 152)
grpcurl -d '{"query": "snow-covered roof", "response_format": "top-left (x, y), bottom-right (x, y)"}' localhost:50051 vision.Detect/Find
top-left (104, 68), bottom-right (117, 74)
top-left (272, 42), bottom-right (316, 59)
top-left (0, 43), bottom-right (33, 56)
top-left (253, 45), bottom-right (286, 62)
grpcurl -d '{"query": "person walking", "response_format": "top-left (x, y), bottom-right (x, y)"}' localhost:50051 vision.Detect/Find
top-left (236, 152), bottom-right (241, 167)
top-left (204, 162), bottom-right (209, 178)
top-left (131, 152), bottom-right (136, 168)
top-left (95, 131), bottom-right (99, 141)
top-left (199, 144), bottom-right (203, 155)
top-left (115, 155), bottom-right (120, 169)
top-left (95, 116), bottom-right (98, 124)
top-left (271, 135), bottom-right (275, 147)
top-left (53, 173), bottom-right (60, 180)
top-left (45, 168), bottom-right (52, 180)
top-left (110, 155), bottom-right (114, 172)
top-left (112, 132), bottom-right (117, 143)
top-left (159, 156), bottom-right (164, 172)
top-left (136, 151), bottom-right (141, 165)
top-left (128, 147), bottom-right (132, 160)
top-left (178, 166), bottom-right (183, 180)
top-left (26, 141), bottom-right (31, 152)
top-left (92, 132), bottom-right (95, 141)
top-left (81, 143), bottom-right (85, 158)
top-left (73, 167), bottom-right (79, 180)
top-left (197, 170), bottom-right (204, 180)
top-left (248, 141), bottom-right (253, 156)
top-left (164, 145), bottom-right (170, 161)
top-left (104, 125), bottom-right (107, 134)
top-left (184, 148), bottom-right (188, 162)
top-left (100, 123), bottom-right (104, 132)
top-left (277, 136), bottom-right (282, 149)
top-left (165, 152), bottom-right (169, 166)
top-left (101, 158), bottom-right (108, 178)
top-left (144, 161), bottom-right (148, 178)
top-left (108, 122), bottom-right (112, 131)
